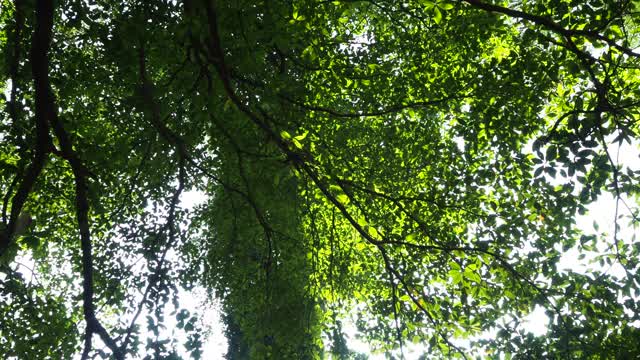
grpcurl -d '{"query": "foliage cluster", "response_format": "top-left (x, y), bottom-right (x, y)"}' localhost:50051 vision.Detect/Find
top-left (1, 0), bottom-right (640, 359)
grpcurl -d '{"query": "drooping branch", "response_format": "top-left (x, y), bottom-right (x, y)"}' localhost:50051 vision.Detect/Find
top-left (196, 8), bottom-right (473, 353)
top-left (118, 40), bottom-right (191, 354)
top-left (199, 2), bottom-right (374, 248)
top-left (461, 0), bottom-right (640, 58)
top-left (136, 37), bottom-right (274, 242)
top-left (195, 15), bottom-right (472, 356)
top-left (378, 247), bottom-right (470, 359)
top-left (195, 3), bottom-right (600, 356)
top-left (19, 1), bottom-right (123, 358)
top-left (120, 162), bottom-right (186, 354)
top-left (0, 0), bottom-right (54, 257)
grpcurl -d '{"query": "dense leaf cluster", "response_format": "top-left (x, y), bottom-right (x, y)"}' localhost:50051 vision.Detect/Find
top-left (1, 0), bottom-right (640, 359)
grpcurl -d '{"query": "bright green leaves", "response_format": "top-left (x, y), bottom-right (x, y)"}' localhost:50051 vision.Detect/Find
top-left (433, 6), bottom-right (443, 24)
top-left (329, 184), bottom-right (350, 205)
top-left (420, 0), bottom-right (455, 24)
top-left (0, 274), bottom-right (78, 358)
top-left (292, 130), bottom-right (309, 150)
top-left (290, 9), bottom-right (306, 23)
top-left (335, 193), bottom-right (350, 205)
top-left (448, 261), bottom-right (464, 285)
top-left (281, 129), bottom-right (309, 150)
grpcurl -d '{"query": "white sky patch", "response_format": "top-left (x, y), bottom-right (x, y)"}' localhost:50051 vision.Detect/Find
top-left (452, 135), bottom-right (465, 152)
top-left (180, 189), bottom-right (207, 210)
top-left (1, 79), bottom-right (11, 142)
top-left (165, 287), bottom-right (227, 359)
top-left (522, 305), bottom-right (548, 336)
top-left (175, 189), bottom-right (227, 358)
top-left (2, 78), bottom-right (11, 99)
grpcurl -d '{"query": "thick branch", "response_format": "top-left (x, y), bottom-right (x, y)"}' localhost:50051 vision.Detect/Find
top-left (462, 0), bottom-right (640, 57)
top-left (199, 3), bottom-right (586, 354)
top-left (24, 1), bottom-right (123, 358)
top-left (199, 1), bottom-right (390, 250)
top-left (0, 0), bottom-right (53, 256)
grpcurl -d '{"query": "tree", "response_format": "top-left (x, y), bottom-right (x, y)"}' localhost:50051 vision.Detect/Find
top-left (1, 0), bottom-right (640, 358)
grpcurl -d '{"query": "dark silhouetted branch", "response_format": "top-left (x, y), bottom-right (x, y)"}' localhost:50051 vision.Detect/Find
top-left (0, 0), bottom-right (54, 257)
top-left (22, 1), bottom-right (123, 358)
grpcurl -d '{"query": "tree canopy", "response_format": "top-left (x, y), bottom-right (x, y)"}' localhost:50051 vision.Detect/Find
top-left (1, 0), bottom-right (640, 358)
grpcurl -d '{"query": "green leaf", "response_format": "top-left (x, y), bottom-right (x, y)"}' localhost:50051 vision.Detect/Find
top-left (294, 130), bottom-right (309, 141)
top-left (280, 130), bottom-right (291, 140)
top-left (336, 194), bottom-right (350, 204)
top-left (433, 7), bottom-right (442, 24)
top-left (439, 2), bottom-right (454, 10)
top-left (421, 0), bottom-right (436, 9)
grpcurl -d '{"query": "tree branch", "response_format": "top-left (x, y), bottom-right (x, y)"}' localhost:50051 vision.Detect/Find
top-left (22, 1), bottom-right (123, 358)
top-left (462, 0), bottom-right (640, 58)
top-left (0, 0), bottom-right (54, 257)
